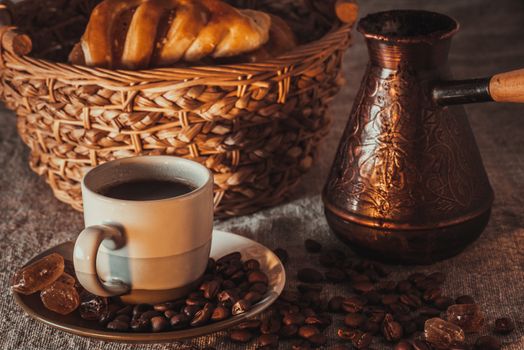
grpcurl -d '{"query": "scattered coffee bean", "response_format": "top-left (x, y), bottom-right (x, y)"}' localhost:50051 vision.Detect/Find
top-left (190, 303), bottom-right (214, 327)
top-left (304, 239), bottom-right (322, 253)
top-left (382, 294), bottom-right (400, 305)
top-left (411, 339), bottom-right (433, 350)
top-left (494, 317), bottom-right (514, 334)
top-left (229, 329), bottom-right (253, 343)
top-left (107, 319), bottom-right (129, 331)
top-left (297, 268), bottom-right (323, 283)
top-left (382, 313), bottom-right (403, 342)
top-left (243, 259), bottom-right (260, 271)
top-left (395, 340), bottom-right (414, 350)
top-left (456, 295), bottom-right (475, 304)
top-left (400, 293), bottom-right (422, 308)
top-left (342, 296), bottom-right (367, 313)
top-left (200, 280), bottom-right (220, 300)
top-left (423, 288), bottom-right (442, 302)
top-left (434, 296), bottom-right (455, 310)
top-left (257, 333), bottom-right (279, 347)
top-left (309, 333), bottom-right (328, 346)
top-left (352, 281), bottom-right (374, 294)
top-left (298, 325), bottom-right (320, 339)
top-left (150, 316), bottom-right (169, 332)
top-left (353, 331), bottom-right (373, 349)
top-left (130, 316), bottom-right (150, 332)
top-left (397, 280), bottom-right (413, 293)
top-left (475, 335), bottom-right (501, 350)
top-left (167, 313), bottom-right (188, 330)
top-left (260, 315), bottom-right (282, 334)
top-left (344, 313), bottom-right (366, 328)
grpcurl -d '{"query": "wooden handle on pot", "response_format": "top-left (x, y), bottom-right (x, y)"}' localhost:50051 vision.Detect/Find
top-left (335, 0), bottom-right (359, 25)
top-left (489, 68), bottom-right (524, 103)
top-left (0, 1), bottom-right (32, 56)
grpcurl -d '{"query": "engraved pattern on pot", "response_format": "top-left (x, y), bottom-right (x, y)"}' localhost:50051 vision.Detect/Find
top-left (326, 64), bottom-right (490, 224)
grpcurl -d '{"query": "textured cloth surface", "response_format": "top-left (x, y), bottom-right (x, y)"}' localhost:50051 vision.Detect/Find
top-left (1, 0), bottom-right (524, 349)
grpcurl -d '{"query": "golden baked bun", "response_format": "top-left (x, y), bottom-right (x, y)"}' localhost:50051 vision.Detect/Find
top-left (69, 0), bottom-right (289, 69)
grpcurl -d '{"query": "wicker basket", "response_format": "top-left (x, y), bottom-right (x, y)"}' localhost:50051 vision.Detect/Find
top-left (0, 0), bottom-right (355, 218)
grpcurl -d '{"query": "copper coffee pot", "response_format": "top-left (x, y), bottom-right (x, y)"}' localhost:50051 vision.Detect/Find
top-left (323, 10), bottom-right (524, 264)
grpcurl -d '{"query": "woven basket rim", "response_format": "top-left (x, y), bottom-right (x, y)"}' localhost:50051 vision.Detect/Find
top-left (2, 10), bottom-right (353, 87)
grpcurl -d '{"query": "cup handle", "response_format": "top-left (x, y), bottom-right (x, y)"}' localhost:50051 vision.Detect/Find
top-left (73, 224), bottom-right (130, 297)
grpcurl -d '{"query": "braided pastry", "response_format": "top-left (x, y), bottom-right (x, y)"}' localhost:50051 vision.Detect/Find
top-left (69, 0), bottom-right (296, 69)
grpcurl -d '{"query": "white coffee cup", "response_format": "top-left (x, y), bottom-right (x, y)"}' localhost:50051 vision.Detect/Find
top-left (73, 156), bottom-right (214, 304)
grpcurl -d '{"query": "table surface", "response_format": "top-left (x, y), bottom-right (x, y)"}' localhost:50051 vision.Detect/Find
top-left (1, 1), bottom-right (523, 349)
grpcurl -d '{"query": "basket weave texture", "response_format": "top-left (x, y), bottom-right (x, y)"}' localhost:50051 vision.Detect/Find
top-left (0, 0), bottom-right (354, 218)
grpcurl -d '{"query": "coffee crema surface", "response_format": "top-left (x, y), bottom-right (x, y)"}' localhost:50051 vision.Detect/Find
top-left (98, 179), bottom-right (196, 201)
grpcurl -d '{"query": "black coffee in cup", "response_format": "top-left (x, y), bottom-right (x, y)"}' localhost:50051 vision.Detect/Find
top-left (98, 179), bottom-right (196, 201)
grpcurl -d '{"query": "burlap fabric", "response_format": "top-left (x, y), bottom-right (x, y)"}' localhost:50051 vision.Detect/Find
top-left (1, 0), bottom-right (523, 349)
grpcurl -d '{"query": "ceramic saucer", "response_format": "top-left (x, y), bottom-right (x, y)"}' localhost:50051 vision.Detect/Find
top-left (12, 230), bottom-right (285, 343)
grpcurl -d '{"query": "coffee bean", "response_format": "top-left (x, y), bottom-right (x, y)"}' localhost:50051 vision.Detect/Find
top-left (130, 317), bottom-right (150, 332)
top-left (348, 271), bottom-right (371, 283)
top-left (366, 308), bottom-right (386, 323)
top-left (154, 300), bottom-right (184, 312)
top-left (433, 296), bottom-right (454, 310)
top-left (298, 325), bottom-right (320, 339)
top-left (200, 280), bottom-right (220, 299)
top-left (243, 259), bottom-right (260, 271)
top-left (150, 316), bottom-right (169, 332)
top-left (249, 283), bottom-right (267, 296)
top-left (337, 327), bottom-right (358, 340)
top-left (292, 339), bottom-right (313, 350)
top-left (283, 312), bottom-right (306, 326)
top-left (305, 314), bottom-right (332, 328)
top-left (257, 333), bottom-right (279, 347)
top-left (186, 297), bottom-right (207, 307)
top-left (229, 329), bottom-right (253, 343)
top-left (98, 305), bottom-right (118, 325)
top-left (297, 268), bottom-right (323, 283)
top-left (389, 303), bottom-right (411, 315)
top-left (298, 283), bottom-right (323, 293)
top-left (382, 313), bottom-right (403, 342)
top-left (309, 333), bottom-right (328, 346)
top-left (236, 319), bottom-right (261, 330)
top-left (304, 239), bottom-right (322, 253)
top-left (107, 319), bottom-right (129, 331)
top-left (116, 305), bottom-right (133, 316)
top-left (190, 303), bottom-right (214, 327)
top-left (342, 296), bottom-right (367, 313)
top-left (415, 278), bottom-right (439, 291)
top-left (280, 324), bottom-right (298, 337)
top-left (418, 306), bottom-right (441, 317)
top-left (411, 339), bottom-right (433, 350)
top-left (182, 305), bottom-right (200, 318)
top-left (132, 304), bottom-right (151, 317)
top-left (494, 317), bottom-right (514, 334)
top-left (273, 248), bottom-right (289, 264)
top-left (395, 340), bottom-right (414, 350)
top-left (325, 268), bottom-right (346, 283)
top-left (232, 299), bottom-right (251, 315)
top-left (399, 293), bottom-right (422, 308)
top-left (330, 344), bottom-right (352, 350)
top-left (423, 288), bottom-right (442, 302)
top-left (353, 281), bottom-right (375, 294)
top-left (260, 315), bottom-right (282, 334)
top-left (217, 252), bottom-right (241, 265)
top-left (382, 294), bottom-right (400, 305)
top-left (344, 313), bottom-right (366, 328)
top-left (328, 296), bottom-right (344, 313)
top-left (210, 305), bottom-right (230, 322)
top-left (217, 289), bottom-right (239, 306)
top-left (456, 295), bottom-right (475, 304)
top-left (170, 313), bottom-right (190, 329)
top-left (114, 314), bottom-right (131, 323)
top-left (353, 331), bottom-right (373, 349)
top-left (164, 309), bottom-right (176, 318)
top-left (248, 270), bottom-right (268, 285)
top-left (475, 335), bottom-right (501, 350)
